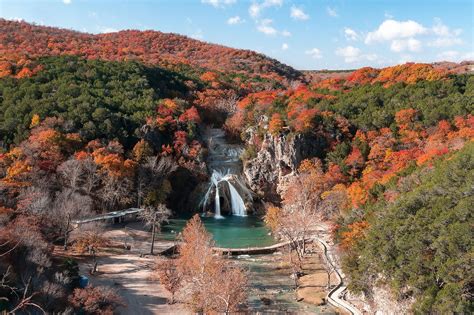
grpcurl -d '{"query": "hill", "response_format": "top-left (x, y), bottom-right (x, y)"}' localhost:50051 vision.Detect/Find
top-left (0, 19), bottom-right (301, 81)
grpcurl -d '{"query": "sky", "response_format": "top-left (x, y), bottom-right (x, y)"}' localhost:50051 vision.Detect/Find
top-left (1, 0), bottom-right (473, 70)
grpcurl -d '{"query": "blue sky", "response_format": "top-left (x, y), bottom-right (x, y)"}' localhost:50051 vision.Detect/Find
top-left (1, 0), bottom-right (473, 70)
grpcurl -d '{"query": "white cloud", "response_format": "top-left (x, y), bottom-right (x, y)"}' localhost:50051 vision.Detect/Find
top-left (432, 18), bottom-right (462, 37)
top-left (191, 29), bottom-right (204, 40)
top-left (390, 38), bottom-right (422, 52)
top-left (437, 50), bottom-right (459, 61)
top-left (201, 0), bottom-right (236, 8)
top-left (249, 0), bottom-right (283, 18)
top-left (461, 52), bottom-right (474, 60)
top-left (429, 37), bottom-right (463, 47)
top-left (336, 46), bottom-right (361, 62)
top-left (437, 51), bottom-right (474, 62)
top-left (249, 3), bottom-right (261, 18)
top-left (344, 27), bottom-right (358, 41)
top-left (8, 17), bottom-right (24, 22)
top-left (100, 27), bottom-right (118, 33)
top-left (63, 0), bottom-right (71, 4)
top-left (255, 19), bottom-right (288, 37)
top-left (257, 19), bottom-right (277, 36)
top-left (336, 46), bottom-right (378, 63)
top-left (282, 43), bottom-right (289, 50)
top-left (227, 16), bottom-right (244, 25)
top-left (326, 7), bottom-right (338, 17)
top-left (429, 18), bottom-right (463, 47)
top-left (290, 6), bottom-right (309, 21)
top-left (365, 19), bottom-right (427, 44)
top-left (305, 48), bottom-right (322, 59)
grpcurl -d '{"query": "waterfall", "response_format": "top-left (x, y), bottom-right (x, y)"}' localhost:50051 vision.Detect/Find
top-left (202, 170), bottom-right (248, 218)
top-left (228, 181), bottom-right (246, 216)
top-left (200, 128), bottom-right (252, 218)
top-left (214, 177), bottom-right (223, 219)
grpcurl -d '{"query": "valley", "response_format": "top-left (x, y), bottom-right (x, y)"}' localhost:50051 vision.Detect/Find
top-left (0, 13), bottom-right (473, 315)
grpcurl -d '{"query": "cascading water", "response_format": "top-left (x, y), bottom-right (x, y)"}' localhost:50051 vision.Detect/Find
top-left (200, 128), bottom-right (252, 218)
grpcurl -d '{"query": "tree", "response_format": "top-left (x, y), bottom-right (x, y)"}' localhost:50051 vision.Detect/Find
top-left (69, 285), bottom-right (124, 315)
top-left (152, 259), bottom-right (182, 304)
top-left (176, 215), bottom-right (248, 313)
top-left (52, 189), bottom-right (92, 250)
top-left (71, 222), bottom-right (108, 274)
top-left (138, 204), bottom-right (171, 255)
top-left (136, 156), bottom-right (177, 208)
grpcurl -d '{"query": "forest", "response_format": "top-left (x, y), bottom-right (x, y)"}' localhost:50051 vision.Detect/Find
top-left (0, 19), bottom-right (473, 314)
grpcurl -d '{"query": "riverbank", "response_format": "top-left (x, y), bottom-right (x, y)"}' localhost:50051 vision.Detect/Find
top-left (55, 221), bottom-right (347, 314)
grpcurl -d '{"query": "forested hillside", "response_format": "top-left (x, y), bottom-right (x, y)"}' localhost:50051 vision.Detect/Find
top-left (0, 20), bottom-right (472, 314)
top-left (0, 19), bottom-right (301, 81)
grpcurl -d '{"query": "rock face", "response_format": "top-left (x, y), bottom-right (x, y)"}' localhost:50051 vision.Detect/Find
top-left (243, 131), bottom-right (326, 202)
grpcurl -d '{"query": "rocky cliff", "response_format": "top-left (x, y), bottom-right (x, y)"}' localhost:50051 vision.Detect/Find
top-left (243, 129), bottom-right (327, 202)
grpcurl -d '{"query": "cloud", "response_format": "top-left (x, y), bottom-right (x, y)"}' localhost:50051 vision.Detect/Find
top-left (63, 0), bottom-right (71, 4)
top-left (290, 6), bottom-right (309, 20)
top-left (390, 38), bottom-right (422, 52)
top-left (429, 18), bottom-right (463, 47)
top-left (336, 46), bottom-right (360, 62)
top-left (429, 37), bottom-right (463, 47)
top-left (336, 46), bottom-right (377, 63)
top-left (191, 29), bottom-right (204, 40)
top-left (437, 50), bottom-right (459, 61)
top-left (249, 3), bottom-right (261, 18)
top-left (282, 43), bottom-right (289, 50)
top-left (257, 19), bottom-right (277, 36)
top-left (432, 18), bottom-right (462, 37)
top-left (305, 48), bottom-right (322, 59)
top-left (227, 16), bottom-right (244, 25)
top-left (255, 19), bottom-right (288, 37)
top-left (437, 50), bottom-right (474, 62)
top-left (249, 0), bottom-right (283, 18)
top-left (365, 19), bottom-right (427, 44)
top-left (100, 27), bottom-right (118, 33)
top-left (344, 27), bottom-right (358, 41)
top-left (8, 17), bottom-right (24, 22)
top-left (326, 7), bottom-right (338, 17)
top-left (201, 0), bottom-right (236, 8)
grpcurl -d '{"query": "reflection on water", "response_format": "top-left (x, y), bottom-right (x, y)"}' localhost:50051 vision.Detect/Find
top-left (159, 215), bottom-right (276, 248)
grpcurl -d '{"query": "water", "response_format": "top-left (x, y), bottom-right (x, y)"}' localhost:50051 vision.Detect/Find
top-left (159, 215), bottom-right (275, 248)
top-left (200, 128), bottom-right (252, 217)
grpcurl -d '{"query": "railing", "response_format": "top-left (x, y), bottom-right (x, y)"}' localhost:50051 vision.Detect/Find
top-left (72, 208), bottom-right (145, 225)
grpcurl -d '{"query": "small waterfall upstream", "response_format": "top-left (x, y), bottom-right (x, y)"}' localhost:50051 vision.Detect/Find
top-left (200, 128), bottom-right (252, 218)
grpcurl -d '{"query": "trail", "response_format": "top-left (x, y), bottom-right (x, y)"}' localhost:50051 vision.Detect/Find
top-left (313, 234), bottom-right (362, 315)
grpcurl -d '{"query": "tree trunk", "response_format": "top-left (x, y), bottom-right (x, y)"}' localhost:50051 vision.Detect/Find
top-left (92, 249), bottom-right (98, 273)
top-left (327, 271), bottom-right (331, 290)
top-left (64, 218), bottom-right (70, 251)
top-left (150, 222), bottom-right (156, 255)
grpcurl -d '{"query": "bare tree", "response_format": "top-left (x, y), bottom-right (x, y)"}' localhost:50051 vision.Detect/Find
top-left (70, 222), bottom-right (108, 274)
top-left (81, 157), bottom-right (100, 196)
top-left (213, 264), bottom-right (248, 313)
top-left (57, 159), bottom-right (83, 193)
top-left (215, 94), bottom-right (238, 115)
top-left (16, 187), bottom-right (51, 218)
top-left (176, 215), bottom-right (248, 313)
top-left (52, 189), bottom-right (92, 250)
top-left (99, 176), bottom-right (133, 211)
top-left (137, 156), bottom-right (177, 207)
top-left (152, 259), bottom-right (182, 304)
top-left (138, 204), bottom-right (171, 255)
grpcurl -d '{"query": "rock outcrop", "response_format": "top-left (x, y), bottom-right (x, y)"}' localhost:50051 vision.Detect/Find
top-left (243, 130), bottom-right (327, 202)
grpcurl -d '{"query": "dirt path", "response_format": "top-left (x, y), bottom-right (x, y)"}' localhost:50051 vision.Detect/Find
top-left (312, 223), bottom-right (363, 315)
top-left (78, 223), bottom-right (188, 315)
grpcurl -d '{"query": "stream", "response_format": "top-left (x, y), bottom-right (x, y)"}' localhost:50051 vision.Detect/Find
top-left (158, 127), bottom-right (337, 313)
